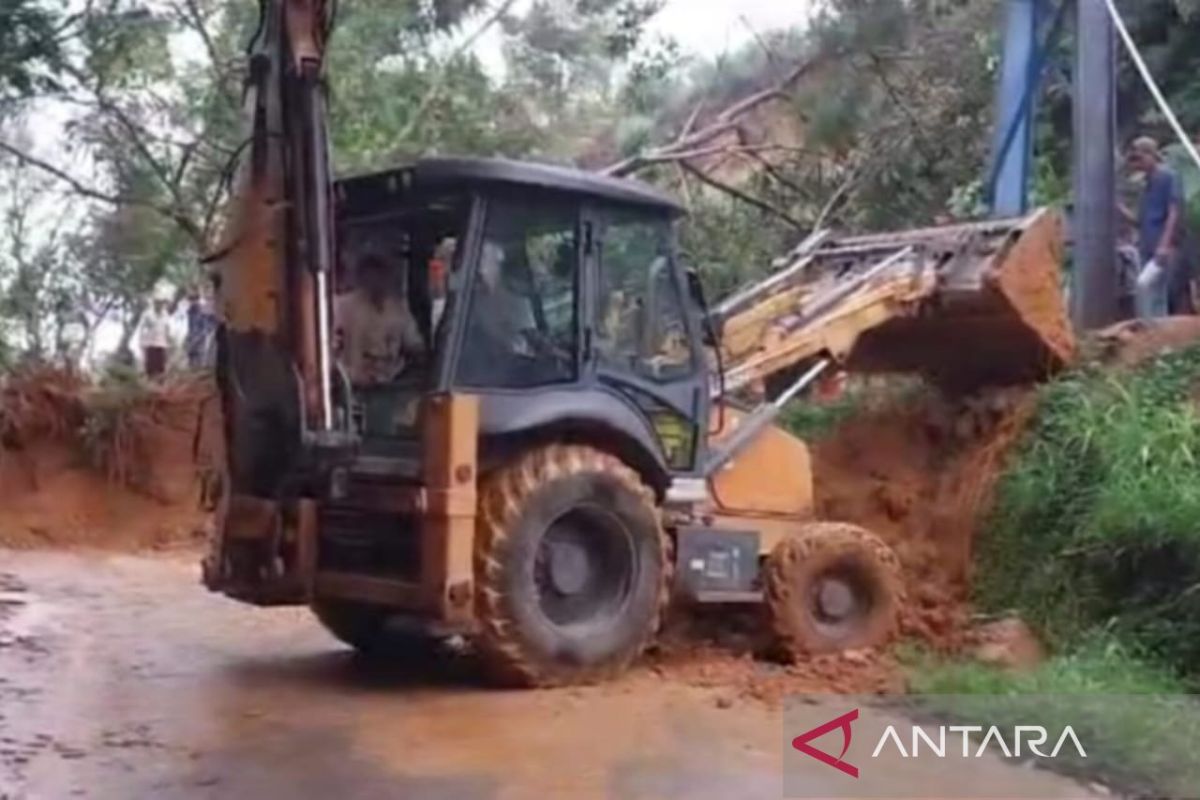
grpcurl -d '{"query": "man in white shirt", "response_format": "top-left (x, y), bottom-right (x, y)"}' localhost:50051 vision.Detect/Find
top-left (139, 296), bottom-right (172, 378)
top-left (474, 241), bottom-right (533, 349)
top-left (334, 254), bottom-right (424, 386)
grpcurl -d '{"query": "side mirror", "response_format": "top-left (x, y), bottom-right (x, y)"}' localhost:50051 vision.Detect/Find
top-left (684, 267), bottom-right (718, 347)
top-left (685, 267), bottom-right (708, 309)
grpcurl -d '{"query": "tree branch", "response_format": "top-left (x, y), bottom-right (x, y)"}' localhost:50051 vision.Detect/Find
top-left (811, 167), bottom-right (859, 231)
top-left (172, 0), bottom-right (241, 111)
top-left (0, 138), bottom-right (202, 243)
top-left (740, 149), bottom-right (816, 203)
top-left (680, 161), bottom-right (805, 230)
top-left (628, 141), bottom-right (802, 167)
top-left (865, 51), bottom-right (937, 166)
top-left (393, 0), bottom-right (520, 146)
top-left (604, 51), bottom-right (832, 177)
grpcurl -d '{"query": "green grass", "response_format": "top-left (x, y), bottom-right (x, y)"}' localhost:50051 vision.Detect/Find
top-left (780, 376), bottom-right (924, 441)
top-left (975, 345), bottom-right (1200, 671)
top-left (903, 640), bottom-right (1200, 797)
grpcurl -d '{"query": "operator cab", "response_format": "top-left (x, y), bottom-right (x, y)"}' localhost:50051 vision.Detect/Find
top-left (334, 157), bottom-right (707, 484)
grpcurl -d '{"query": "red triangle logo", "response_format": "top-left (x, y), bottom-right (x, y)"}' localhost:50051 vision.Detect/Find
top-left (791, 708), bottom-right (860, 779)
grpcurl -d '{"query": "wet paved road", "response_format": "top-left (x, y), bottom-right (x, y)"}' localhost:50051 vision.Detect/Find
top-left (0, 550), bottom-right (1105, 800)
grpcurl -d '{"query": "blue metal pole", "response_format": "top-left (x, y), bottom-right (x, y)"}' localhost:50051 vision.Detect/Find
top-left (989, 0), bottom-right (1043, 216)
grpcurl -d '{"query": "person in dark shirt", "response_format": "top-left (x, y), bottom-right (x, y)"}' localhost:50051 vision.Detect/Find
top-left (1122, 137), bottom-right (1184, 319)
top-left (184, 287), bottom-right (217, 369)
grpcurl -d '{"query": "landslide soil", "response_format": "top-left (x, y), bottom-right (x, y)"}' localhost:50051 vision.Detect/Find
top-left (0, 373), bottom-right (1040, 703)
top-left (0, 378), bottom-right (212, 551)
top-left (650, 385), bottom-right (1037, 703)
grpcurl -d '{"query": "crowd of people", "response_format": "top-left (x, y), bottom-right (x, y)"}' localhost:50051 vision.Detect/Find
top-left (135, 286), bottom-right (217, 379)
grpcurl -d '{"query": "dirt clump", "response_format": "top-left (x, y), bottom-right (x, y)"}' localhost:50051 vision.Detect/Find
top-left (647, 606), bottom-right (903, 704)
top-left (967, 616), bottom-right (1044, 671)
top-left (813, 386), bottom-right (1037, 653)
top-left (1092, 317), bottom-right (1200, 367)
top-left (647, 644), bottom-right (903, 707)
top-left (0, 372), bottom-right (214, 551)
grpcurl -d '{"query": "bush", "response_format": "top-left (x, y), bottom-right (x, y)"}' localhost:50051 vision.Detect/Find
top-left (780, 376), bottom-right (924, 441)
top-left (976, 345), bottom-right (1200, 677)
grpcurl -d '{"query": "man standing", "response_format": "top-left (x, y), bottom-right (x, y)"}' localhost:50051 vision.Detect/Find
top-left (334, 254), bottom-right (424, 386)
top-left (139, 294), bottom-right (172, 378)
top-left (184, 287), bottom-right (216, 370)
top-left (1124, 137), bottom-right (1184, 319)
top-left (1163, 135), bottom-right (1200, 314)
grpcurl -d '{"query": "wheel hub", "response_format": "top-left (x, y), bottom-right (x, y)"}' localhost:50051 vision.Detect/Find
top-left (815, 576), bottom-right (857, 622)
top-left (546, 540), bottom-right (590, 596)
top-left (534, 506), bottom-right (636, 628)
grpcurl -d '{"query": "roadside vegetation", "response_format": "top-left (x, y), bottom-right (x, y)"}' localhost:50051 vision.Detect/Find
top-left (901, 343), bottom-right (1200, 795)
top-left (1, 364), bottom-right (207, 493)
top-left (973, 344), bottom-right (1200, 681)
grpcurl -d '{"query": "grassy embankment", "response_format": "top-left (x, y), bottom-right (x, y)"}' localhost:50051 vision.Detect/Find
top-left (910, 345), bottom-right (1200, 795)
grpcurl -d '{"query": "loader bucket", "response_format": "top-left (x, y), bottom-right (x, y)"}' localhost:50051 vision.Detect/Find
top-left (714, 208), bottom-right (1076, 396)
top-left (841, 209), bottom-right (1076, 391)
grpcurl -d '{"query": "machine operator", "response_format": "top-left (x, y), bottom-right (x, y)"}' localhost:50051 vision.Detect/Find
top-left (334, 253), bottom-right (425, 386)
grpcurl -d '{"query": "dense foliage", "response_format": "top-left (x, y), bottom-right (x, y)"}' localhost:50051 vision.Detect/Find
top-left (3, 0), bottom-right (1200, 368)
top-left (975, 346), bottom-right (1200, 674)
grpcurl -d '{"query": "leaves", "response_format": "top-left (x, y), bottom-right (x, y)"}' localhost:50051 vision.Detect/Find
top-left (0, 0), bottom-right (66, 101)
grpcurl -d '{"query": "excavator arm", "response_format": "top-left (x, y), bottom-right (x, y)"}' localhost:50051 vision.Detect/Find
top-left (210, 0), bottom-right (341, 496)
top-left (203, 0), bottom-right (344, 596)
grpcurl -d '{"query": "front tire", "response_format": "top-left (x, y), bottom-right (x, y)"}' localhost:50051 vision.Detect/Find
top-left (765, 522), bottom-right (904, 658)
top-left (473, 445), bottom-right (669, 687)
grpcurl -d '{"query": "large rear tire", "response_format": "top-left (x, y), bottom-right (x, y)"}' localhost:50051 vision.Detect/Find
top-left (474, 444), bottom-right (670, 687)
top-left (765, 522), bottom-right (903, 658)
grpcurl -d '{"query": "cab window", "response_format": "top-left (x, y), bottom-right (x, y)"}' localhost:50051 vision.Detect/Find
top-left (456, 196), bottom-right (579, 389)
top-left (595, 211), bottom-right (694, 382)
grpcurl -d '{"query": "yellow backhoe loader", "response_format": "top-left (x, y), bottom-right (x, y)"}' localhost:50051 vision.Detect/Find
top-left (201, 0), bottom-right (1074, 686)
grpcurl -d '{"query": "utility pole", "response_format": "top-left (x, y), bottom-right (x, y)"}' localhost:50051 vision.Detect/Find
top-left (990, 0), bottom-right (1042, 217)
top-left (1072, 0), bottom-right (1119, 328)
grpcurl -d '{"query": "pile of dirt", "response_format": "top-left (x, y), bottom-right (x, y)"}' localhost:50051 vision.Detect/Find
top-left (651, 385), bottom-right (1039, 704)
top-left (813, 386), bottom-right (1038, 652)
top-left (1092, 316), bottom-right (1200, 367)
top-left (647, 644), bottom-right (903, 706)
top-left (0, 374), bottom-right (213, 551)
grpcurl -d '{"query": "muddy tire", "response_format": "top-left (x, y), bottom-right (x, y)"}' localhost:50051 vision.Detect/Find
top-left (765, 522), bottom-right (903, 658)
top-left (474, 444), bottom-right (670, 687)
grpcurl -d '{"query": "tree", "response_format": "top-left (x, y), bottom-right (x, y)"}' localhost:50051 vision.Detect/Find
top-left (498, 0), bottom-right (666, 161)
top-left (0, 0), bottom-right (69, 101)
top-left (0, 156), bottom-right (85, 364)
top-left (326, 0), bottom-right (538, 170)
top-left (0, 0), bottom-right (523, 364)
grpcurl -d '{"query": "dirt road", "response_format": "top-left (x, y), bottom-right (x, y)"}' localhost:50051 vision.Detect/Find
top-left (0, 550), bottom-right (1105, 800)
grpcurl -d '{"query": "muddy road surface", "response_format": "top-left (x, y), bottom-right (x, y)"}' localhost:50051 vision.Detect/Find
top-left (0, 550), bottom-right (1104, 800)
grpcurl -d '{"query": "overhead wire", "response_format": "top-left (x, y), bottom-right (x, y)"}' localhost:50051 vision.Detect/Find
top-left (1102, 0), bottom-right (1200, 172)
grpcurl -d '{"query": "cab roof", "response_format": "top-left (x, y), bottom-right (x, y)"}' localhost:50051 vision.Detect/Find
top-left (336, 156), bottom-right (684, 216)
